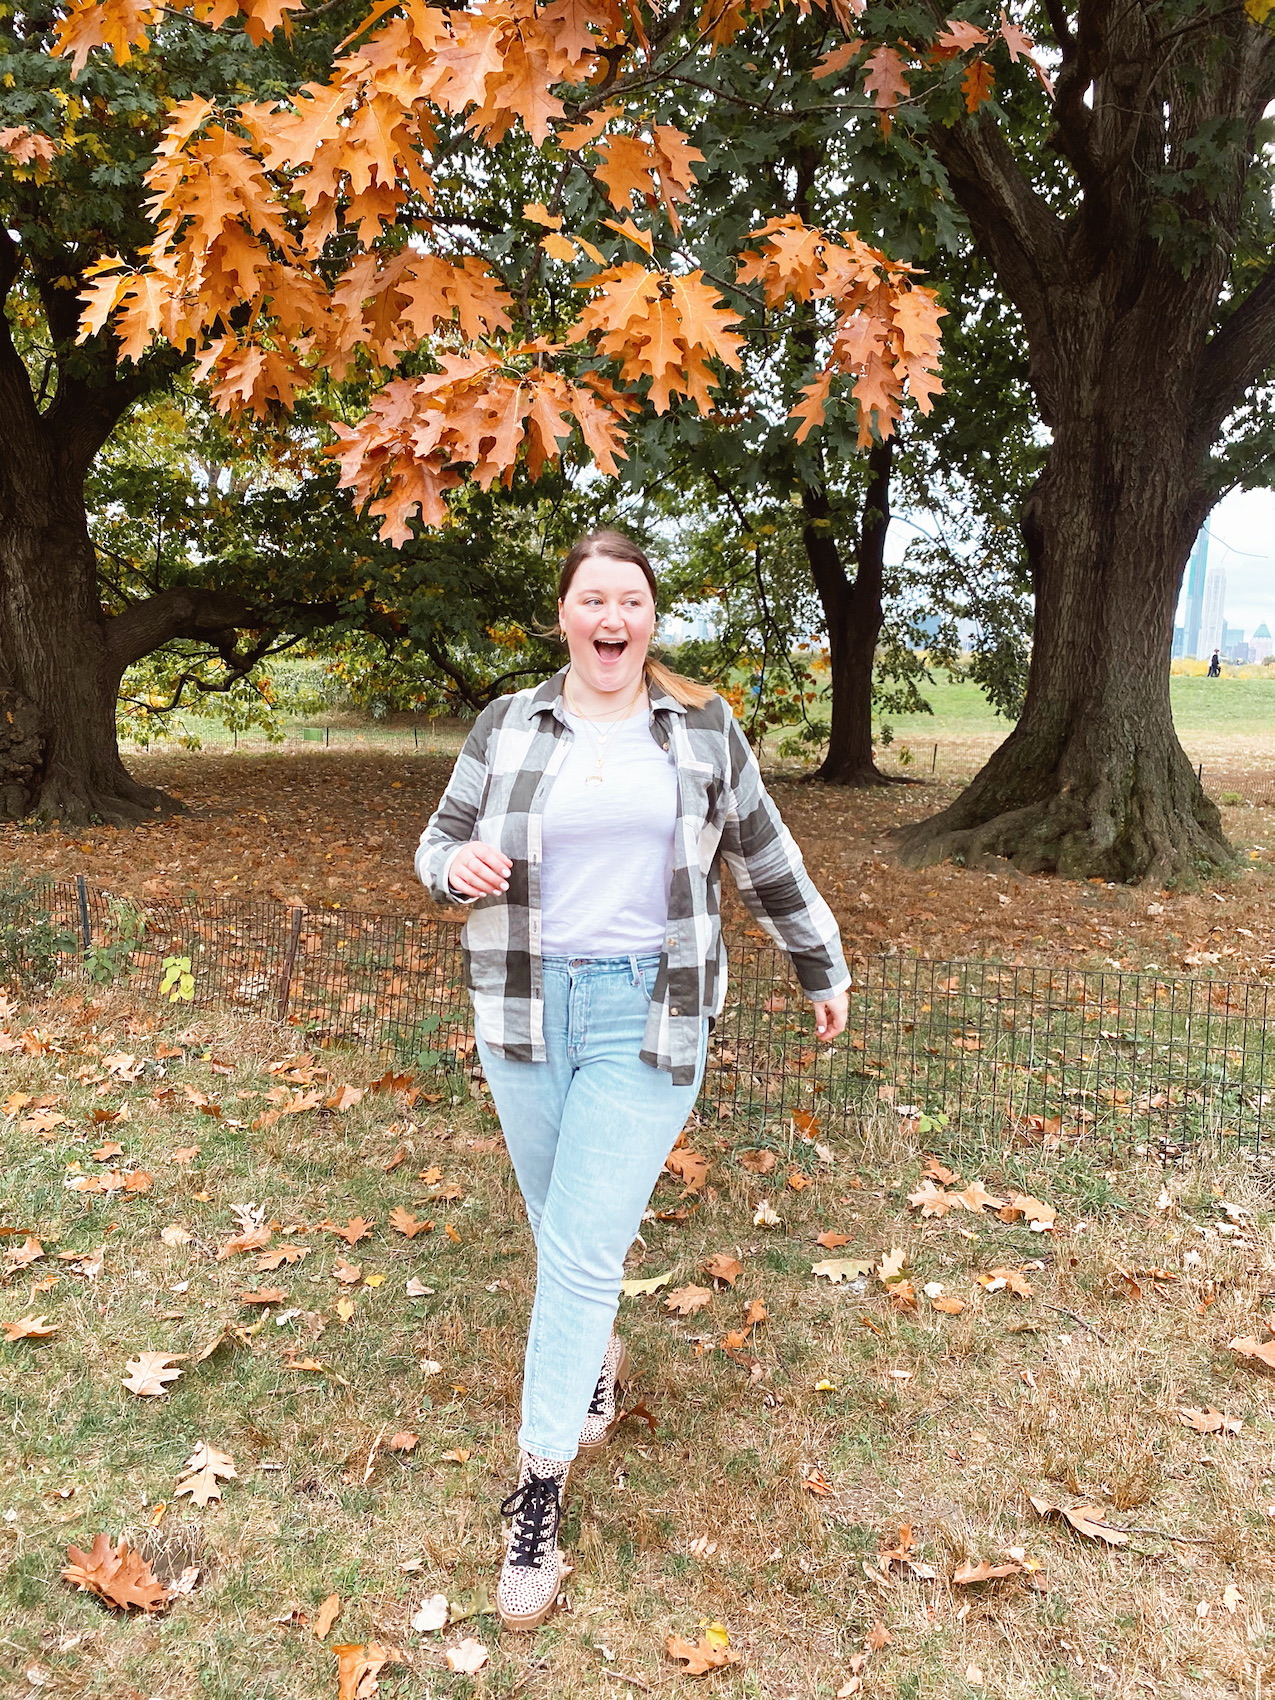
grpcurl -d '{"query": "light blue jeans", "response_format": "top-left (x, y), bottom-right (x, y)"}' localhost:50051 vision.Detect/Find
top-left (476, 953), bottom-right (708, 1462)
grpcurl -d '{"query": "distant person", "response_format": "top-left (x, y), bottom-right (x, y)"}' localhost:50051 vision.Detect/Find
top-left (416, 529), bottom-right (849, 1631)
top-left (1208, 650), bottom-right (1221, 676)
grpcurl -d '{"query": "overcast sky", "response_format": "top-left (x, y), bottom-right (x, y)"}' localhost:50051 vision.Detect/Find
top-left (1181, 487), bottom-right (1275, 634)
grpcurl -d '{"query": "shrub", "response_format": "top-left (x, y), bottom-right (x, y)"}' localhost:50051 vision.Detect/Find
top-left (0, 871), bottom-right (77, 994)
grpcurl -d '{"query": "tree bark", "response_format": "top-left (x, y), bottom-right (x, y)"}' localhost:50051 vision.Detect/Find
top-left (805, 436), bottom-right (895, 785)
top-left (891, 7), bottom-right (1275, 884)
top-left (896, 399), bottom-right (1226, 882)
top-left (0, 238), bottom-right (260, 825)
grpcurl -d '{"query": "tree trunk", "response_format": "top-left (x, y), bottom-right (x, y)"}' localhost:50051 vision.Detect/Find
top-left (0, 462), bottom-right (178, 824)
top-left (806, 436), bottom-right (895, 786)
top-left (889, 13), bottom-right (1275, 884)
top-left (896, 391), bottom-right (1228, 884)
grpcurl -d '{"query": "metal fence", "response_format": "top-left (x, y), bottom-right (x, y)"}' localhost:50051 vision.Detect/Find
top-left (24, 878), bottom-right (1275, 1151)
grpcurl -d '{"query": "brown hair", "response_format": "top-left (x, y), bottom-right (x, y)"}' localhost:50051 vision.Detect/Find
top-left (557, 529), bottom-right (717, 710)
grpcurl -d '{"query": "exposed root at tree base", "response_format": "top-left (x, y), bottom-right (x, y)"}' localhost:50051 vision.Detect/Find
top-left (807, 762), bottom-right (917, 789)
top-left (894, 792), bottom-right (1234, 888)
top-left (27, 776), bottom-right (185, 829)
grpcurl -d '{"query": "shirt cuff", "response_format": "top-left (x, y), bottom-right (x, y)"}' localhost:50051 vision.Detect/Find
top-left (441, 845), bottom-right (480, 905)
top-left (805, 972), bottom-right (851, 1001)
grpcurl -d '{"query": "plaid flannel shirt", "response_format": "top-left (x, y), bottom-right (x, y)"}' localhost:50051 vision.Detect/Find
top-left (415, 668), bottom-right (849, 1084)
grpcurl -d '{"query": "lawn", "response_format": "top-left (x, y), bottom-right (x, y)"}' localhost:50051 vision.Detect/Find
top-left (2, 989), bottom-right (1274, 1699)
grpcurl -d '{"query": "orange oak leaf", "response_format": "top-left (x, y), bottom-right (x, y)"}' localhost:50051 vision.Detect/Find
top-left (62, 1534), bottom-right (171, 1612)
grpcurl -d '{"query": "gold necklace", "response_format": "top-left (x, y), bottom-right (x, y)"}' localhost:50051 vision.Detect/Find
top-left (563, 675), bottom-right (646, 785)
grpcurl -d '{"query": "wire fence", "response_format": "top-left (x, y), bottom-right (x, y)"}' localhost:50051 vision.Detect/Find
top-left (20, 877), bottom-right (1275, 1152)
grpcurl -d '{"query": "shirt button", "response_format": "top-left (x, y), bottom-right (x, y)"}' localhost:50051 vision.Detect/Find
top-left (666, 936), bottom-right (676, 948)
top-left (670, 1007), bottom-right (680, 1016)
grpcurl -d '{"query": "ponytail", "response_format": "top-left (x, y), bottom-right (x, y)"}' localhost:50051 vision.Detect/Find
top-left (644, 656), bottom-right (717, 710)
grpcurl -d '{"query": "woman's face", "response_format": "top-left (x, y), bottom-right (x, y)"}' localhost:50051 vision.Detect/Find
top-left (559, 554), bottom-right (656, 698)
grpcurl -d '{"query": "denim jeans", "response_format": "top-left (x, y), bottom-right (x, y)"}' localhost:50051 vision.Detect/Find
top-left (476, 952), bottom-right (708, 1462)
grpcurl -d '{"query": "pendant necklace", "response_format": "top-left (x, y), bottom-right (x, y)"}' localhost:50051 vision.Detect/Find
top-left (564, 673), bottom-right (645, 785)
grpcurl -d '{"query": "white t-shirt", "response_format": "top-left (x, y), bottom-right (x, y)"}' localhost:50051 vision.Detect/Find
top-left (539, 710), bottom-right (678, 956)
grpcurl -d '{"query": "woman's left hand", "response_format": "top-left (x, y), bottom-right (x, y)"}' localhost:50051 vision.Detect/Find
top-left (812, 992), bottom-right (848, 1041)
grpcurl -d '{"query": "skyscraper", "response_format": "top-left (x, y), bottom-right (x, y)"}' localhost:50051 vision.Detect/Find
top-left (1201, 567), bottom-right (1227, 659)
top-left (1183, 530), bottom-right (1209, 657)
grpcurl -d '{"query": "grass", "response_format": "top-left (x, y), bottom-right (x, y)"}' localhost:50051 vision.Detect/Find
top-left (3, 990), bottom-right (1275, 1699)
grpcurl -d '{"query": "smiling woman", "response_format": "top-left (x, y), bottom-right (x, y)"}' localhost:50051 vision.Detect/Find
top-left (414, 527), bottom-right (850, 1631)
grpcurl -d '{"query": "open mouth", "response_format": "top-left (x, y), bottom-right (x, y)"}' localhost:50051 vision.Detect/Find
top-left (594, 639), bottom-right (627, 659)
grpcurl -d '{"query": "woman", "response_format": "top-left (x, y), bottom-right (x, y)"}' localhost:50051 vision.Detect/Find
top-left (416, 530), bottom-right (849, 1631)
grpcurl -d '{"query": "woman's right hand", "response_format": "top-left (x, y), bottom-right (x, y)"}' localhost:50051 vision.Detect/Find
top-left (448, 842), bottom-right (513, 898)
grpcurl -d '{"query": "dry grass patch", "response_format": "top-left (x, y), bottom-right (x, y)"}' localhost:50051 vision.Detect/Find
top-left (1, 990), bottom-right (1274, 1698)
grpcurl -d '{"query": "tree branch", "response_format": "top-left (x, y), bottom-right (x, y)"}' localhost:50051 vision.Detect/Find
top-left (102, 588), bottom-right (261, 675)
top-left (927, 114), bottom-right (1069, 417)
top-left (1197, 261), bottom-right (1275, 436)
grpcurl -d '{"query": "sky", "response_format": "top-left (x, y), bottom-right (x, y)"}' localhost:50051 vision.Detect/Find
top-left (1182, 487), bottom-right (1275, 635)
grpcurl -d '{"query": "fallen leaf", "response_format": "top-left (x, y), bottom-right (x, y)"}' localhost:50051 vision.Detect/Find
top-left (1030, 1495), bottom-right (1129, 1545)
top-left (753, 1199), bottom-right (781, 1227)
top-left (331, 1642), bottom-right (395, 1699)
top-left (908, 1181), bottom-right (957, 1217)
top-left (865, 1620), bottom-right (892, 1650)
top-left (217, 1227), bottom-right (272, 1260)
top-left (922, 1157), bottom-right (959, 1185)
top-left (666, 1632), bottom-right (742, 1675)
top-left (326, 1217), bottom-right (374, 1246)
top-left (1229, 1336), bottom-right (1275, 1374)
top-left (701, 1253), bottom-right (743, 1286)
top-left (811, 1258), bottom-right (873, 1284)
top-left (411, 1593), bottom-right (449, 1632)
top-left (257, 1243), bottom-right (309, 1269)
top-left (999, 1192), bottom-right (1057, 1231)
top-left (877, 1247), bottom-right (907, 1283)
top-left (121, 1351), bottom-right (187, 1397)
top-left (324, 1085), bottom-right (365, 1112)
top-left (173, 1442), bottom-right (237, 1507)
top-left (333, 1258), bottom-right (363, 1286)
top-left (954, 1180), bottom-right (1005, 1212)
top-left (388, 1207), bottom-right (433, 1239)
top-left (1177, 1407), bottom-right (1242, 1435)
top-left (665, 1148), bottom-right (710, 1191)
top-left (237, 1287), bottom-right (287, 1306)
top-left (2, 1314), bottom-right (57, 1341)
top-left (665, 1284), bottom-right (713, 1316)
top-left (738, 1149), bottom-right (777, 1173)
top-left (160, 1225), bottom-right (193, 1247)
top-left (388, 1431), bottom-right (419, 1452)
top-left (444, 1638), bottom-right (489, 1673)
top-left (313, 1593), bottom-right (341, 1639)
top-left (931, 1295), bottom-right (965, 1315)
top-left (4, 1235), bottom-right (44, 1270)
top-left (620, 1270), bottom-right (673, 1297)
top-left (952, 1557), bottom-right (1025, 1583)
top-left (62, 1534), bottom-right (170, 1613)
top-left (975, 1265), bottom-right (1035, 1298)
top-left (815, 1230), bottom-right (852, 1249)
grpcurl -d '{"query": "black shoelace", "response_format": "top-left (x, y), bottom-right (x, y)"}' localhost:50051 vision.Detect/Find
top-left (587, 1364), bottom-right (609, 1417)
top-left (500, 1473), bottom-right (561, 1567)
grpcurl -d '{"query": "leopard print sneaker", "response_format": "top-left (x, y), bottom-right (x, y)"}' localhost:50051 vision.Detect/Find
top-left (497, 1454), bottom-right (569, 1631)
top-left (577, 1334), bottom-right (629, 1456)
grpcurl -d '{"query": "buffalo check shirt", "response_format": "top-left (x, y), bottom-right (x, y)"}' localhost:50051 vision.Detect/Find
top-left (415, 668), bottom-right (850, 1085)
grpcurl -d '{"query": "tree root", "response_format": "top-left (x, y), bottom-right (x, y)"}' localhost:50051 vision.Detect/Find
top-left (31, 773), bottom-right (184, 829)
top-left (894, 786), bottom-right (1233, 887)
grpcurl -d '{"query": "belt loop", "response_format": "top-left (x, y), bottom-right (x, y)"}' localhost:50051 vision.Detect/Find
top-left (629, 952), bottom-right (640, 986)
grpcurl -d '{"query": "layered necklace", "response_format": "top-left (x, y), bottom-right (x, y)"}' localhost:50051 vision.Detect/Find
top-left (564, 671), bottom-right (647, 785)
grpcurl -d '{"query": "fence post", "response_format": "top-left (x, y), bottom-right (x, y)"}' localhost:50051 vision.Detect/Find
top-left (277, 907), bottom-right (304, 1020)
top-left (76, 873), bottom-right (91, 950)
top-left (931, 743), bottom-right (938, 773)
top-left (1197, 762), bottom-right (1203, 784)
top-left (414, 723), bottom-right (419, 751)
top-left (325, 726), bottom-right (330, 748)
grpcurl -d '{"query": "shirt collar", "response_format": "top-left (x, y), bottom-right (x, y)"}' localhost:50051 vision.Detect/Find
top-left (528, 665), bottom-right (687, 718)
